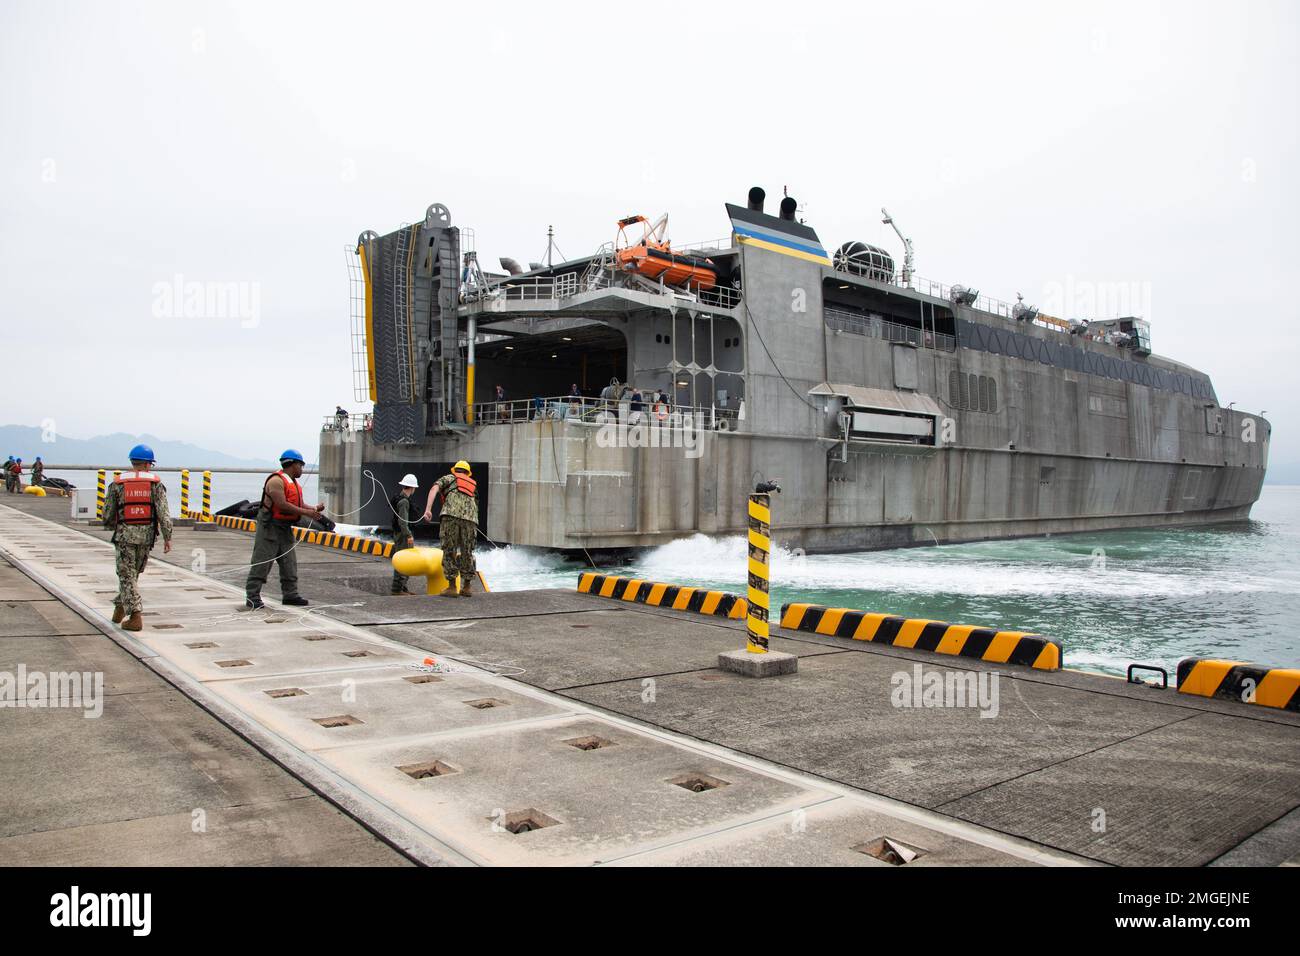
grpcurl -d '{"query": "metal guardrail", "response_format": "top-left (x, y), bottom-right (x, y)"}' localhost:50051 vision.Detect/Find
top-left (464, 252), bottom-right (742, 311)
top-left (471, 394), bottom-right (741, 429)
top-left (835, 265), bottom-right (1071, 334)
top-left (824, 308), bottom-right (956, 352)
top-left (322, 414), bottom-right (373, 432)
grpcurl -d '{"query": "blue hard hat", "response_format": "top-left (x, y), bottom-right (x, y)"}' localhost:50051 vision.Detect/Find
top-left (128, 443), bottom-right (156, 463)
top-left (279, 448), bottom-right (305, 464)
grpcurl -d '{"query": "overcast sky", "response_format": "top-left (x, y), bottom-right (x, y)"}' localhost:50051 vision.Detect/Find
top-left (3, 0), bottom-right (1296, 478)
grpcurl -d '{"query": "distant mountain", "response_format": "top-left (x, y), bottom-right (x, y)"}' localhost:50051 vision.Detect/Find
top-left (0, 426), bottom-right (275, 469)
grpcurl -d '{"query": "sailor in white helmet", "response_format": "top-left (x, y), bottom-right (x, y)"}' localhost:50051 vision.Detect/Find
top-left (390, 473), bottom-right (419, 595)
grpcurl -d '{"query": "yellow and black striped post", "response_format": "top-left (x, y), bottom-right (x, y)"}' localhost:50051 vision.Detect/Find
top-left (95, 469), bottom-right (106, 520)
top-left (201, 470), bottom-right (212, 521)
top-left (746, 492), bottom-right (772, 653)
top-left (180, 469), bottom-right (190, 516)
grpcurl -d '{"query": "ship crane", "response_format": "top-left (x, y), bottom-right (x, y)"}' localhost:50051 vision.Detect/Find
top-left (881, 207), bottom-right (914, 286)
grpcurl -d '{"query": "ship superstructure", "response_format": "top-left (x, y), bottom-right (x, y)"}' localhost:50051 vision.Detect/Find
top-left (322, 187), bottom-right (1269, 552)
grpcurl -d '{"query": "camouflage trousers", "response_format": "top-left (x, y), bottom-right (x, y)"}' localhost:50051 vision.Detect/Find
top-left (245, 515), bottom-right (300, 601)
top-left (4, 473), bottom-right (16, 493)
top-left (114, 542), bottom-right (151, 614)
top-left (391, 538), bottom-right (414, 594)
top-left (439, 516), bottom-right (477, 588)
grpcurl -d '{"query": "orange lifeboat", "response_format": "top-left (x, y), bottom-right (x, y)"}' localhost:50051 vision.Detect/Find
top-left (613, 214), bottom-right (718, 291)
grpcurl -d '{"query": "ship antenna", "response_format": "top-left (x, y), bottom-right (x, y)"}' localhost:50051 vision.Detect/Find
top-left (881, 207), bottom-right (914, 286)
top-left (538, 225), bottom-right (566, 270)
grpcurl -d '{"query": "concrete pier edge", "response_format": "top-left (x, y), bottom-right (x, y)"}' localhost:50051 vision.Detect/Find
top-left (0, 525), bottom-right (470, 867)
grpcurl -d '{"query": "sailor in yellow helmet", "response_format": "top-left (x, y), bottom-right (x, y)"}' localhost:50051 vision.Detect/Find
top-left (422, 460), bottom-right (479, 597)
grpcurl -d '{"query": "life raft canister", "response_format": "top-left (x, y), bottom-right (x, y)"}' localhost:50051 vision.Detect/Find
top-left (454, 473), bottom-right (477, 497)
top-left (116, 472), bottom-right (160, 525)
top-left (263, 469), bottom-right (303, 523)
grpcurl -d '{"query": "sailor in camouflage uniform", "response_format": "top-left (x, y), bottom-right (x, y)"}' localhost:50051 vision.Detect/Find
top-left (101, 444), bottom-right (173, 632)
top-left (422, 460), bottom-right (479, 597)
top-left (389, 473), bottom-right (418, 595)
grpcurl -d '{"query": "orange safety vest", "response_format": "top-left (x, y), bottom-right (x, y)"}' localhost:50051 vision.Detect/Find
top-left (115, 472), bottom-right (160, 526)
top-left (454, 473), bottom-right (476, 497)
top-left (263, 470), bottom-right (303, 523)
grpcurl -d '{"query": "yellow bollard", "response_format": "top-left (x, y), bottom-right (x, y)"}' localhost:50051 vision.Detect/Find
top-left (391, 546), bottom-right (451, 595)
top-left (23, 485), bottom-right (46, 497)
top-left (201, 470), bottom-right (212, 522)
top-left (180, 469), bottom-right (190, 516)
top-left (96, 470), bottom-right (106, 520)
top-left (716, 486), bottom-right (795, 676)
top-left (746, 492), bottom-right (772, 653)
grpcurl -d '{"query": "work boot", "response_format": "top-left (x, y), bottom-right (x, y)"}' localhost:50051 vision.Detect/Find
top-left (244, 596), bottom-right (265, 610)
top-left (458, 580), bottom-right (474, 598)
top-left (282, 596), bottom-right (309, 607)
top-left (441, 583), bottom-right (460, 597)
top-left (111, 604), bottom-right (125, 624)
top-left (122, 612), bottom-right (143, 632)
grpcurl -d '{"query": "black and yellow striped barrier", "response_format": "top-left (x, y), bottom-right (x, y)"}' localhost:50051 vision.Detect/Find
top-left (780, 603), bottom-right (1063, 671)
top-left (201, 470), bottom-right (212, 522)
top-left (95, 470), bottom-right (106, 520)
top-left (1177, 659), bottom-right (1300, 711)
top-left (180, 469), bottom-right (190, 516)
top-left (746, 492), bottom-right (772, 652)
top-left (212, 513), bottom-right (395, 558)
top-left (577, 573), bottom-right (748, 620)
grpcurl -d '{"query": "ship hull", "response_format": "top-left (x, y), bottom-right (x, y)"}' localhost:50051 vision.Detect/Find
top-left (321, 422), bottom-right (1264, 554)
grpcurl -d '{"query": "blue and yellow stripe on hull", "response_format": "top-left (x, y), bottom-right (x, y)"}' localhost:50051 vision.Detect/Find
top-left (732, 226), bottom-right (831, 266)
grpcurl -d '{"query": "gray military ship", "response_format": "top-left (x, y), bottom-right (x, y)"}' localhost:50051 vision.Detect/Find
top-left (320, 186), bottom-right (1270, 553)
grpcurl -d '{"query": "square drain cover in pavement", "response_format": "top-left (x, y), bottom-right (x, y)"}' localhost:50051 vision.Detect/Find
top-left (313, 714), bottom-right (363, 728)
top-left (215, 659), bottom-right (252, 668)
top-left (303, 635), bottom-right (332, 642)
top-left (495, 809), bottom-right (560, 835)
top-left (563, 735), bottom-right (615, 751)
top-left (265, 688), bottom-right (307, 699)
top-left (404, 675), bottom-right (443, 684)
top-left (397, 759), bottom-right (458, 779)
top-left (342, 650), bottom-right (369, 658)
top-left (852, 838), bottom-right (926, 865)
top-left (184, 642), bottom-right (218, 649)
top-left (670, 773), bottom-right (729, 794)
top-left (463, 698), bottom-right (507, 710)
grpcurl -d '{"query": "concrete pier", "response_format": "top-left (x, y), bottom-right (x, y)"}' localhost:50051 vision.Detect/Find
top-left (2, 493), bottom-right (1297, 867)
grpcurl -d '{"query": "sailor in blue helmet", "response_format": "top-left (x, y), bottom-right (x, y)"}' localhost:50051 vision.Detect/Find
top-left (100, 444), bottom-right (173, 631)
top-left (243, 449), bottom-right (324, 610)
top-left (3, 456), bottom-right (15, 493)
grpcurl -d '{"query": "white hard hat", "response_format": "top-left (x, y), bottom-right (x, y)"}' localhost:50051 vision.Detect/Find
top-left (399, 473), bottom-right (419, 488)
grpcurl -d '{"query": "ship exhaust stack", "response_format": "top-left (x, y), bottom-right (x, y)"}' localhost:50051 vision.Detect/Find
top-left (747, 187), bottom-right (766, 213)
top-left (779, 197), bottom-right (798, 221)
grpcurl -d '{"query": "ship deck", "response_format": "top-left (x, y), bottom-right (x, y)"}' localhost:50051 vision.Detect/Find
top-left (2, 493), bottom-right (1297, 867)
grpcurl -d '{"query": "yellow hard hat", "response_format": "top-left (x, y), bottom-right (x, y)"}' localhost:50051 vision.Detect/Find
top-left (453, 460), bottom-right (471, 475)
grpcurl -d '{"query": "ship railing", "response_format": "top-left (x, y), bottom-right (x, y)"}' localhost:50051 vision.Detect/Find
top-left (674, 237), bottom-right (733, 254)
top-left (841, 266), bottom-right (1072, 333)
top-left (471, 395), bottom-right (741, 430)
top-left (824, 307), bottom-right (956, 352)
top-left (489, 271), bottom-right (580, 302)
top-left (321, 413), bottom-right (373, 432)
